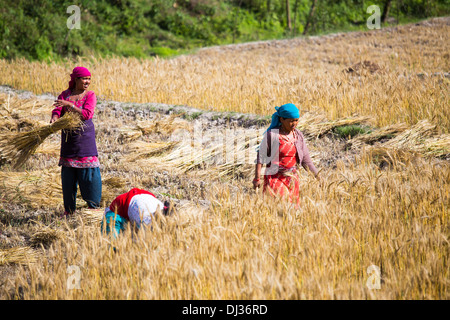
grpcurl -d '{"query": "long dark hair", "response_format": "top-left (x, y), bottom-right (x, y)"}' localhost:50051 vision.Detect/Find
top-left (163, 200), bottom-right (175, 216)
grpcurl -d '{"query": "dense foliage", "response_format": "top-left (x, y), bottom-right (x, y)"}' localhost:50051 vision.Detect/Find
top-left (0, 0), bottom-right (449, 60)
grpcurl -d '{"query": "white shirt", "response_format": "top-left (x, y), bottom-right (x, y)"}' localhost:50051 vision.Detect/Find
top-left (127, 193), bottom-right (165, 227)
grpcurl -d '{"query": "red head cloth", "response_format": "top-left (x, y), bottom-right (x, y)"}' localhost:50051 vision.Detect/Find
top-left (68, 66), bottom-right (91, 90)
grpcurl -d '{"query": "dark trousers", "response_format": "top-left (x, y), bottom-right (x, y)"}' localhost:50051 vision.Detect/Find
top-left (61, 166), bottom-right (102, 213)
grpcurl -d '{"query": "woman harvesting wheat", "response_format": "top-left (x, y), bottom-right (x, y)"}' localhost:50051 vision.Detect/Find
top-left (101, 188), bottom-right (173, 238)
top-left (253, 103), bottom-right (320, 205)
top-left (50, 66), bottom-right (102, 217)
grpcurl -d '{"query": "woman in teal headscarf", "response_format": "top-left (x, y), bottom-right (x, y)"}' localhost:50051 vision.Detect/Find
top-left (254, 103), bottom-right (320, 205)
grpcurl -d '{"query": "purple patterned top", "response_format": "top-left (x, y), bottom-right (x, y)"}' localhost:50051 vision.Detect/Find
top-left (52, 90), bottom-right (100, 168)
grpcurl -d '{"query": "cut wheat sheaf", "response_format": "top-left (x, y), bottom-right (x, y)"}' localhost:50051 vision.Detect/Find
top-left (0, 112), bottom-right (83, 169)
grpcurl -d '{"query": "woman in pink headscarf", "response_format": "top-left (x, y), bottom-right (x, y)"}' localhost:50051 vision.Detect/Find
top-left (50, 67), bottom-right (102, 217)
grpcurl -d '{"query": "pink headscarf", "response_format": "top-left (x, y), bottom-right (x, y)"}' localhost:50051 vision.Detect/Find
top-left (68, 66), bottom-right (91, 90)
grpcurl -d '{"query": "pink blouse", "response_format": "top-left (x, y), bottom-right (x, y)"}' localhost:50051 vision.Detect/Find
top-left (52, 89), bottom-right (96, 120)
top-left (52, 89), bottom-right (100, 168)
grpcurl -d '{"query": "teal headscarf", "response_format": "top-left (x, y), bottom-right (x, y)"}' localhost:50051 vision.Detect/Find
top-left (266, 103), bottom-right (300, 132)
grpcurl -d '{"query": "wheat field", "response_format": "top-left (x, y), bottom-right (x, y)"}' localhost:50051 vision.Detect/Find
top-left (1, 17), bottom-right (449, 130)
top-left (0, 18), bottom-right (449, 300)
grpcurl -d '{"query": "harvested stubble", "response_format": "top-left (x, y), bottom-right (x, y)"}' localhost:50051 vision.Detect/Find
top-left (29, 222), bottom-right (65, 248)
top-left (0, 246), bottom-right (37, 265)
top-left (0, 93), bottom-right (52, 120)
top-left (0, 112), bottom-right (82, 169)
top-left (0, 168), bottom-right (62, 209)
top-left (344, 60), bottom-right (383, 75)
top-left (100, 176), bottom-right (129, 207)
top-left (79, 208), bottom-right (105, 225)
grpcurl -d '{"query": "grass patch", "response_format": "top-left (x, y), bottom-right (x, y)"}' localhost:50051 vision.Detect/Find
top-left (333, 124), bottom-right (372, 139)
top-left (185, 111), bottom-right (203, 121)
top-left (150, 47), bottom-right (181, 58)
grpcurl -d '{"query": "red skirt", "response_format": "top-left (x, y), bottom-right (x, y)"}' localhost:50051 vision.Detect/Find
top-left (263, 169), bottom-right (300, 206)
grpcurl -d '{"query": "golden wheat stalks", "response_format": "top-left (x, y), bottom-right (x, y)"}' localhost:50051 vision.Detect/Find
top-left (118, 127), bottom-right (142, 143)
top-left (421, 135), bottom-right (450, 157)
top-left (34, 140), bottom-right (60, 155)
top-left (136, 114), bottom-right (193, 135)
top-left (160, 137), bottom-right (225, 172)
top-left (103, 176), bottom-right (127, 189)
top-left (124, 141), bottom-right (179, 163)
top-left (0, 118), bottom-right (39, 134)
top-left (367, 147), bottom-right (420, 168)
top-left (0, 246), bottom-right (38, 265)
top-left (158, 128), bottom-right (260, 175)
top-left (118, 115), bottom-right (193, 143)
top-left (0, 112), bottom-right (82, 169)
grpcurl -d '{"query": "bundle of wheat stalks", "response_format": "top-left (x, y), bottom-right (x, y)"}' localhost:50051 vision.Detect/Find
top-left (79, 208), bottom-right (105, 225)
top-left (0, 247), bottom-right (37, 265)
top-left (298, 112), bottom-right (373, 138)
top-left (0, 112), bottom-right (82, 169)
top-left (382, 120), bottom-right (450, 157)
top-left (357, 120), bottom-right (450, 158)
top-left (119, 115), bottom-right (193, 143)
top-left (29, 221), bottom-right (65, 248)
top-left (348, 123), bottom-right (410, 149)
